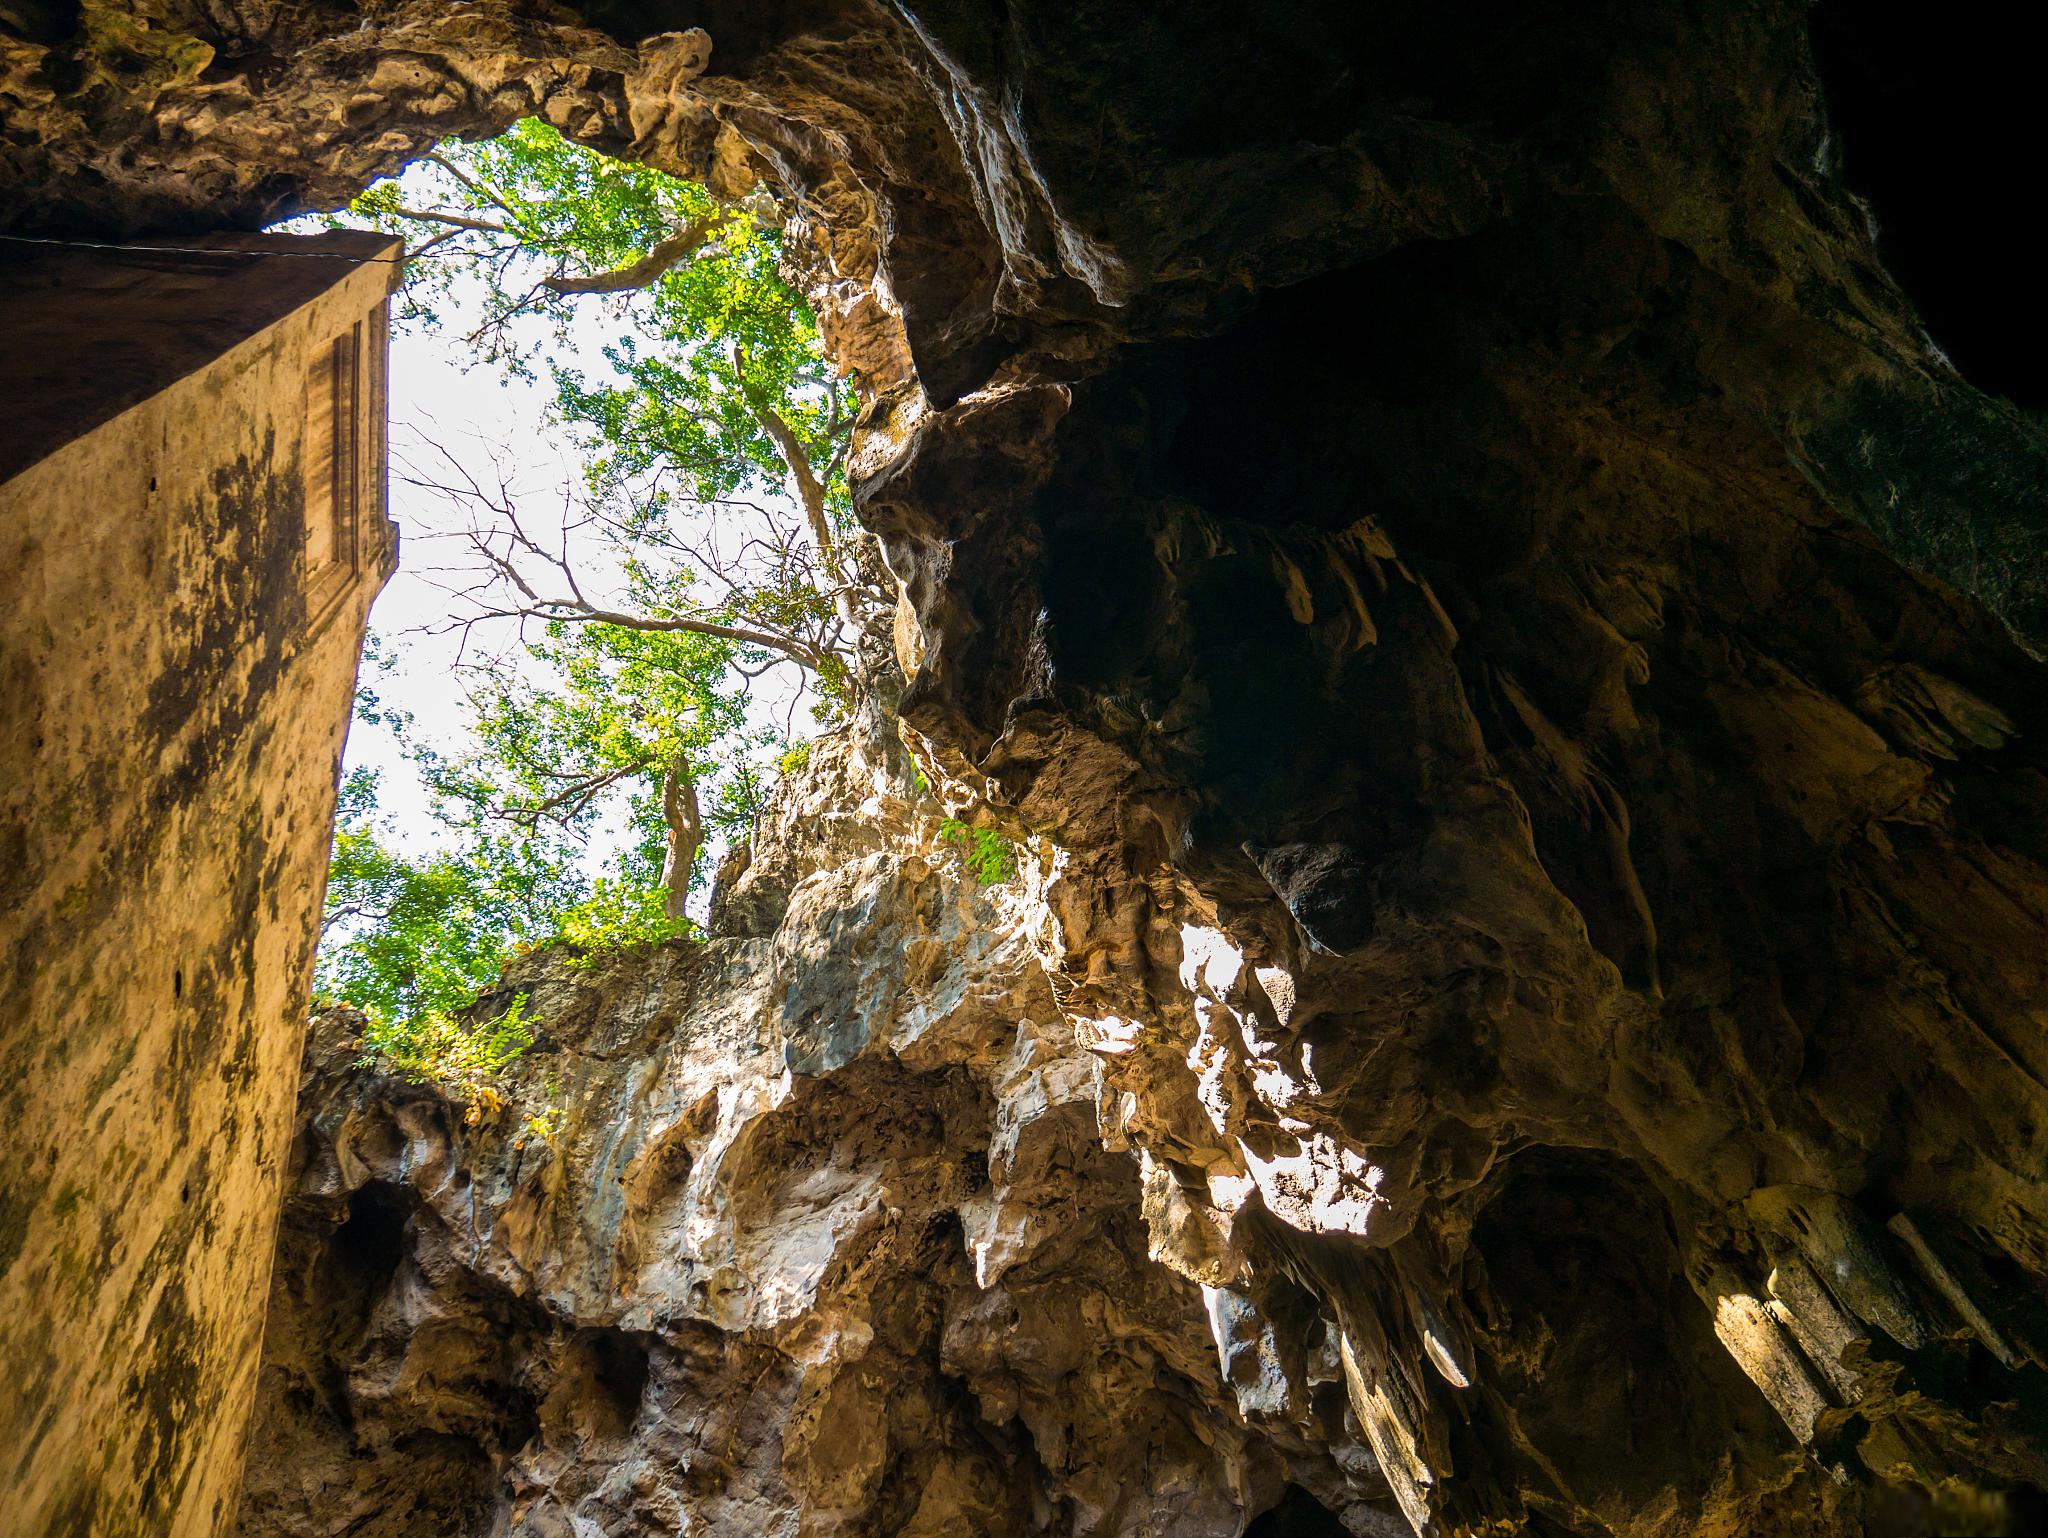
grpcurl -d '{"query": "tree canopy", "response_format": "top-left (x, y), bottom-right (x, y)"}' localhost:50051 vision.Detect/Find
top-left (311, 119), bottom-right (868, 1046)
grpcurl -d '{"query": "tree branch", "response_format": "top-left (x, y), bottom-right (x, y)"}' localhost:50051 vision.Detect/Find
top-left (321, 901), bottom-right (392, 933)
top-left (498, 757), bottom-right (651, 828)
top-left (541, 217), bottom-right (716, 295)
top-left (730, 344), bottom-right (837, 568)
top-left (390, 204), bottom-right (510, 236)
top-left (424, 153), bottom-right (525, 226)
top-left (511, 601), bottom-right (827, 667)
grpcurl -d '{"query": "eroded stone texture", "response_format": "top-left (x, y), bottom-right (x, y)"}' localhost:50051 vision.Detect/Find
top-left (236, 732), bottom-right (1400, 1537)
top-left (6, 0), bottom-right (2048, 1533)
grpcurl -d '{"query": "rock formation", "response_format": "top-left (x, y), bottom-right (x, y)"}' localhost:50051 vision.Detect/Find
top-left (7, 0), bottom-right (2048, 1533)
top-left (238, 730), bottom-right (1403, 1535)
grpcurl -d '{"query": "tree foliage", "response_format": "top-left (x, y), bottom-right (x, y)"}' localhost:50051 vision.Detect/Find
top-left (319, 767), bottom-right (564, 1022)
top-left (316, 758), bottom-right (686, 1026)
top-left (939, 818), bottom-right (1019, 886)
top-left (354, 993), bottom-right (536, 1122)
top-left (312, 119), bottom-right (870, 1054)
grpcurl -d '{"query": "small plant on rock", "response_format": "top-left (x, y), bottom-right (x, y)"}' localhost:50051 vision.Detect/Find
top-left (354, 994), bottom-right (534, 1116)
top-left (939, 817), bottom-right (1018, 886)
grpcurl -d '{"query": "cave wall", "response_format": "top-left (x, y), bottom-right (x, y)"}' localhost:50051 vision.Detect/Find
top-left (0, 233), bottom-right (397, 1538)
top-left (233, 734), bottom-right (1401, 1537)
top-left (4, 1), bottom-right (2048, 1534)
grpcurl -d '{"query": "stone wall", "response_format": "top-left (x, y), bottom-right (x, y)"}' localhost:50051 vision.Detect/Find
top-left (0, 231), bottom-right (398, 1538)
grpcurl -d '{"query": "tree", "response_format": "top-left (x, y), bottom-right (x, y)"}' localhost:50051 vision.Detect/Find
top-left (357, 115), bottom-right (865, 685)
top-left (310, 119), bottom-right (877, 1031)
top-left (418, 620), bottom-right (750, 920)
top-left (316, 766), bottom-right (583, 1024)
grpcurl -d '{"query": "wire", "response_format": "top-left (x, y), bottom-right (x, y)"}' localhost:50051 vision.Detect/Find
top-left (0, 232), bottom-right (406, 264)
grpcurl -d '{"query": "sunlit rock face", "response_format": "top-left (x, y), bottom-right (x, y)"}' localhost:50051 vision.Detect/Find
top-left (236, 732), bottom-right (1400, 1537)
top-left (10, 0), bottom-right (2048, 1533)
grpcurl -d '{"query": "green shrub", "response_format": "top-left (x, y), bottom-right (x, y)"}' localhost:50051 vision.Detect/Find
top-left (939, 817), bottom-right (1017, 885)
top-left (355, 995), bottom-right (533, 1114)
top-left (554, 877), bottom-right (694, 967)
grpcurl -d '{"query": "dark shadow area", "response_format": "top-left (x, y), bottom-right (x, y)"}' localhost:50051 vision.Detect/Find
top-left (1244, 1484), bottom-right (1352, 1536)
top-left (1156, 266), bottom-right (1387, 533)
top-left (1469, 1149), bottom-right (1780, 1518)
top-left (1812, 2), bottom-right (2047, 410)
top-left (328, 1181), bottom-right (412, 1323)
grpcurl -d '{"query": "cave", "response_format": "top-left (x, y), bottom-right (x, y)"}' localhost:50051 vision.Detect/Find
top-left (1244, 1486), bottom-right (1351, 1537)
top-left (4, 2), bottom-right (2048, 1536)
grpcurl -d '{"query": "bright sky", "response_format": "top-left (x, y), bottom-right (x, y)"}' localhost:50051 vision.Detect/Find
top-left (349, 280), bottom-right (606, 853)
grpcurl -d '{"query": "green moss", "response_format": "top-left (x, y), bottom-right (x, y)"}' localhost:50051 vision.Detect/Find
top-left (79, 4), bottom-right (216, 96)
top-left (0, 1177), bottom-right (37, 1280)
top-left (53, 877), bottom-right (96, 924)
top-left (83, 1034), bottom-right (138, 1111)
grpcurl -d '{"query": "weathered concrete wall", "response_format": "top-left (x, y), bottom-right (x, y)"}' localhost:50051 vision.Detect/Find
top-left (0, 231), bottom-right (398, 1538)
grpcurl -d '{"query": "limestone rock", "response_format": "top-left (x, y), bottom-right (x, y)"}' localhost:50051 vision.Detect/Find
top-left (236, 734), bottom-right (1391, 1537)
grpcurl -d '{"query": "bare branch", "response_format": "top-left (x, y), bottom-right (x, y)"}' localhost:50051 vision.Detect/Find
top-left (513, 602), bottom-right (827, 667)
top-left (424, 153), bottom-right (525, 226)
top-left (322, 901), bottom-right (392, 934)
top-left (414, 434), bottom-right (838, 669)
top-left (498, 757), bottom-right (652, 828)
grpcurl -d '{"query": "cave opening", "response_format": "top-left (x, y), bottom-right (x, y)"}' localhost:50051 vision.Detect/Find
top-left (294, 113), bottom-right (893, 1085)
top-left (1243, 1485), bottom-right (1352, 1536)
top-left (7, 2), bottom-right (2048, 1536)
top-left (328, 1181), bottom-right (412, 1304)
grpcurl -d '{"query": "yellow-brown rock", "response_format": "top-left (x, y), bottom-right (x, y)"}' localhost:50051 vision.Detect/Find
top-left (5, 1), bottom-right (2048, 1533)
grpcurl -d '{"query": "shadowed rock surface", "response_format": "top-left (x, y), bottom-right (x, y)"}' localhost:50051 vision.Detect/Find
top-left (7, 0), bottom-right (2048, 1533)
top-left (238, 733), bottom-right (1400, 1536)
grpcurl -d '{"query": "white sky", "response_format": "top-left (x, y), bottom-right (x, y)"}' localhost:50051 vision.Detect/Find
top-left (350, 288), bottom-right (604, 852)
